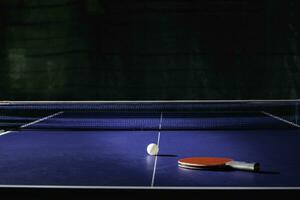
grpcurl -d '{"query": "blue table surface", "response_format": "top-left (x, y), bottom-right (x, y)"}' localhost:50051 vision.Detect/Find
top-left (0, 111), bottom-right (300, 188)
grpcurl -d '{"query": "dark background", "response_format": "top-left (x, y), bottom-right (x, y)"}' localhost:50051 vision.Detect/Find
top-left (0, 0), bottom-right (299, 100)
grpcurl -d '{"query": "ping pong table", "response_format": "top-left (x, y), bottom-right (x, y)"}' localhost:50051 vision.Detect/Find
top-left (0, 100), bottom-right (300, 190)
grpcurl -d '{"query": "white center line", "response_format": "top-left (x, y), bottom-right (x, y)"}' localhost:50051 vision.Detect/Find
top-left (151, 112), bottom-right (163, 187)
top-left (261, 111), bottom-right (300, 128)
top-left (157, 112), bottom-right (163, 147)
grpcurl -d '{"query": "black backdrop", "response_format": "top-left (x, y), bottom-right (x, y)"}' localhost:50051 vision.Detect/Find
top-left (0, 0), bottom-right (299, 100)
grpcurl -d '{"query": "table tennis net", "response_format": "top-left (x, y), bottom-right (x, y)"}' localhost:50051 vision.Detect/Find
top-left (0, 102), bottom-right (299, 131)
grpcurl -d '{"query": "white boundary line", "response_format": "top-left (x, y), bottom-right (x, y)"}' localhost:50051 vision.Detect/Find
top-left (0, 185), bottom-right (299, 190)
top-left (0, 111), bottom-right (64, 137)
top-left (151, 112), bottom-right (163, 187)
top-left (0, 130), bottom-right (12, 136)
top-left (261, 111), bottom-right (300, 128)
top-left (20, 111), bottom-right (64, 128)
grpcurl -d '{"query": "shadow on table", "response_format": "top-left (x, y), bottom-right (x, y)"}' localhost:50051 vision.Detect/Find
top-left (178, 166), bottom-right (280, 174)
top-left (157, 154), bottom-right (178, 157)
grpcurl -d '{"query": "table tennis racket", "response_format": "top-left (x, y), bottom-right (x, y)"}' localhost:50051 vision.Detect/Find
top-left (178, 157), bottom-right (260, 171)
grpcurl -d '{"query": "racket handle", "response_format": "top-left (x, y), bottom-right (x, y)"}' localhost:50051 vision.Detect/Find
top-left (226, 161), bottom-right (260, 171)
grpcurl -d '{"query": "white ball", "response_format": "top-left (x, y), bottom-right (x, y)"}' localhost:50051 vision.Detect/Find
top-left (147, 143), bottom-right (159, 156)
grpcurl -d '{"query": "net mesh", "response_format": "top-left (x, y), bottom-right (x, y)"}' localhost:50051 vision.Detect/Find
top-left (0, 101), bottom-right (299, 131)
